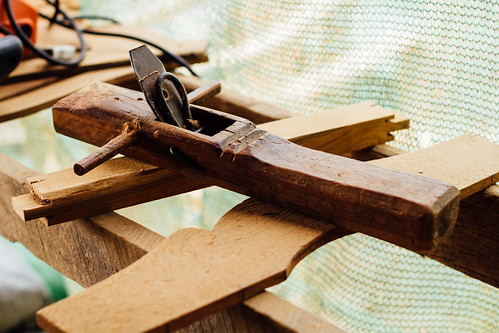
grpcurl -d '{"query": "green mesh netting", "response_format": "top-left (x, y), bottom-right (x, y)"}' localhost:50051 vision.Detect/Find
top-left (1, 0), bottom-right (497, 331)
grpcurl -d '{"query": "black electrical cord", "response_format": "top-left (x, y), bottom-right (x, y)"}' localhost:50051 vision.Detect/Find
top-left (0, 24), bottom-right (12, 35)
top-left (38, 11), bottom-right (199, 77)
top-left (1, 0), bottom-right (199, 76)
top-left (2, 0), bottom-right (87, 66)
top-left (39, 0), bottom-right (198, 76)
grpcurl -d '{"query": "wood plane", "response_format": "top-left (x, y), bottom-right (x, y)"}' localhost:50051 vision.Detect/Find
top-left (13, 101), bottom-right (408, 225)
top-left (51, 80), bottom-right (459, 252)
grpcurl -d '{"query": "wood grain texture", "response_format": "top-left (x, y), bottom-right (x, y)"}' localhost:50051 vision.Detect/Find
top-left (259, 101), bottom-right (409, 153)
top-left (0, 152), bottom-right (341, 333)
top-left (0, 153), bottom-right (163, 287)
top-left (0, 67), bottom-right (135, 122)
top-left (14, 100), bottom-right (408, 225)
top-left (14, 157), bottom-right (207, 224)
top-left (363, 144), bottom-right (499, 286)
top-left (49, 83), bottom-right (459, 251)
top-left (369, 134), bottom-right (499, 199)
top-left (37, 198), bottom-right (349, 333)
top-left (0, 77), bottom-right (58, 101)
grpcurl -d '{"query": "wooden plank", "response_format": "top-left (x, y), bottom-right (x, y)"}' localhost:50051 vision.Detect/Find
top-left (0, 154), bottom-right (163, 287)
top-left (259, 101), bottom-right (409, 153)
top-left (0, 152), bottom-right (341, 333)
top-left (36, 134), bottom-right (499, 333)
top-left (14, 158), bottom-right (207, 224)
top-left (0, 77), bottom-right (58, 101)
top-left (37, 198), bottom-right (349, 333)
top-left (360, 143), bottom-right (499, 286)
top-left (368, 134), bottom-right (499, 199)
top-left (0, 66), bottom-right (135, 122)
top-left (14, 101), bottom-right (408, 225)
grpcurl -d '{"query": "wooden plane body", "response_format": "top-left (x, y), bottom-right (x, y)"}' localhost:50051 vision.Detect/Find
top-left (52, 82), bottom-right (459, 252)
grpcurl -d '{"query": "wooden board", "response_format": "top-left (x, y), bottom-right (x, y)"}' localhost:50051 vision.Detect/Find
top-left (0, 66), bottom-right (134, 122)
top-left (36, 134), bottom-right (499, 332)
top-left (0, 152), bottom-right (341, 333)
top-left (426, 185), bottom-right (499, 286)
top-left (369, 134), bottom-right (499, 199)
top-left (14, 101), bottom-right (408, 224)
top-left (260, 102), bottom-right (409, 152)
top-left (14, 158), bottom-right (207, 224)
top-left (0, 77), bottom-right (58, 101)
top-left (37, 199), bottom-right (349, 333)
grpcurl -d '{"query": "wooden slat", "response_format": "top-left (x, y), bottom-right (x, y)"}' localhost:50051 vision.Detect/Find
top-left (369, 134), bottom-right (499, 199)
top-left (14, 101), bottom-right (408, 225)
top-left (14, 158), bottom-right (206, 224)
top-left (0, 77), bottom-right (58, 101)
top-left (260, 102), bottom-right (409, 153)
top-left (0, 152), bottom-right (341, 333)
top-left (36, 135), bottom-right (499, 333)
top-left (0, 67), bottom-right (134, 122)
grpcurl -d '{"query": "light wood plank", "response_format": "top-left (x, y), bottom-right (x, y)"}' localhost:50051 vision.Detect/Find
top-left (0, 77), bottom-right (58, 101)
top-left (260, 101), bottom-right (409, 153)
top-left (369, 134), bottom-right (499, 199)
top-left (14, 101), bottom-right (408, 225)
top-left (0, 67), bottom-right (135, 122)
top-left (37, 198), bottom-right (348, 333)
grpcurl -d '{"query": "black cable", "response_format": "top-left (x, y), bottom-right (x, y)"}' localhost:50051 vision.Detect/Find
top-left (38, 12), bottom-right (199, 77)
top-left (2, 0), bottom-right (86, 66)
top-left (0, 24), bottom-right (12, 35)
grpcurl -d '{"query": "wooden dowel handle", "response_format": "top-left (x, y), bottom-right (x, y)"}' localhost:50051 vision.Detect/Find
top-left (74, 132), bottom-right (137, 176)
top-left (187, 82), bottom-right (221, 105)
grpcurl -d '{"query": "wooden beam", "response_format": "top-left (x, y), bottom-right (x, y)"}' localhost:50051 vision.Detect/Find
top-left (360, 142), bottom-right (499, 286)
top-left (0, 152), bottom-right (342, 333)
top-left (36, 134), bottom-right (499, 333)
top-left (14, 101), bottom-right (408, 225)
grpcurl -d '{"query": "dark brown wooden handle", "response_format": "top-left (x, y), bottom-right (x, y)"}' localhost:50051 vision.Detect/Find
top-left (74, 132), bottom-right (136, 176)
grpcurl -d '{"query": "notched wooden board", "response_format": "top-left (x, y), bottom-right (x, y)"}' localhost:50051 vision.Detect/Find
top-left (37, 199), bottom-right (348, 333)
